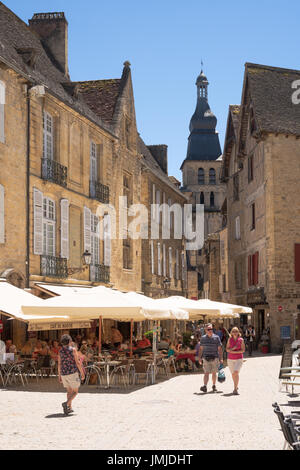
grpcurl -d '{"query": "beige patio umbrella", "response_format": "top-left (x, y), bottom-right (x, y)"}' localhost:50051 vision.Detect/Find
top-left (21, 286), bottom-right (189, 357)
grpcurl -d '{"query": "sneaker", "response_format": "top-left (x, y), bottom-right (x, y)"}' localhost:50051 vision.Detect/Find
top-left (62, 402), bottom-right (71, 415)
top-left (212, 385), bottom-right (217, 393)
top-left (200, 385), bottom-right (207, 393)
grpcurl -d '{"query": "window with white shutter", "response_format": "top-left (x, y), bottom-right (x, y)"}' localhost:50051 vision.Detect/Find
top-left (84, 206), bottom-right (92, 253)
top-left (169, 247), bottom-right (173, 278)
top-left (150, 240), bottom-right (154, 274)
top-left (43, 197), bottom-right (56, 256)
top-left (33, 188), bottom-right (44, 255)
top-left (157, 243), bottom-right (161, 276)
top-left (60, 199), bottom-right (69, 259)
top-left (43, 111), bottom-right (54, 160)
top-left (91, 214), bottom-right (100, 266)
top-left (163, 244), bottom-right (166, 277)
top-left (0, 81), bottom-right (5, 143)
top-left (175, 249), bottom-right (179, 280)
top-left (0, 184), bottom-right (4, 243)
top-left (104, 214), bottom-right (111, 267)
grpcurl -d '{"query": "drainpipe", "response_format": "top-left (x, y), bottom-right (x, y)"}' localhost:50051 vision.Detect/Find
top-left (25, 85), bottom-right (31, 289)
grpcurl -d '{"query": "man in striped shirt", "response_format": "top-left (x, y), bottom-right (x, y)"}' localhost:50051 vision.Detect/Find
top-left (198, 324), bottom-right (223, 393)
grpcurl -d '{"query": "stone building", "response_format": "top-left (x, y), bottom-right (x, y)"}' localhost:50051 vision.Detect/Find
top-left (0, 4), bottom-right (187, 345)
top-left (180, 70), bottom-right (225, 299)
top-left (222, 63), bottom-right (300, 351)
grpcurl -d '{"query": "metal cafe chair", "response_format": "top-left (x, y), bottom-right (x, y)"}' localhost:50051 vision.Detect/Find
top-left (132, 359), bottom-right (153, 386)
top-left (84, 364), bottom-right (103, 387)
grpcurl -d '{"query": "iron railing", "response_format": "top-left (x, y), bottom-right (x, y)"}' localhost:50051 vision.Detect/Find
top-left (90, 264), bottom-right (110, 284)
top-left (90, 180), bottom-right (110, 204)
top-left (41, 255), bottom-right (68, 278)
top-left (42, 158), bottom-right (68, 187)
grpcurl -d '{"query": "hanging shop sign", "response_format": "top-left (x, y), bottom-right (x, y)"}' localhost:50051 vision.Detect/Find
top-left (247, 288), bottom-right (266, 306)
top-left (28, 321), bottom-right (92, 332)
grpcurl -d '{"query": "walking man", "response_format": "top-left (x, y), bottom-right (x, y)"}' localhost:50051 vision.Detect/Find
top-left (58, 334), bottom-right (85, 415)
top-left (198, 323), bottom-right (223, 393)
top-left (245, 325), bottom-right (255, 357)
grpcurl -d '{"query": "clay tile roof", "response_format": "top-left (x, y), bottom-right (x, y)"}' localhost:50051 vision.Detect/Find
top-left (246, 63), bottom-right (300, 136)
top-left (75, 79), bottom-right (121, 124)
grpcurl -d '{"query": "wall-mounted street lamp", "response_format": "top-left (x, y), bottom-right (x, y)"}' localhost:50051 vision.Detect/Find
top-left (67, 250), bottom-right (92, 276)
top-left (163, 277), bottom-right (171, 290)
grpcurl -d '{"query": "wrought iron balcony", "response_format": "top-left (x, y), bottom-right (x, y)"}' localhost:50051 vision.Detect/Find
top-left (90, 180), bottom-right (110, 204)
top-left (42, 158), bottom-right (68, 187)
top-left (90, 264), bottom-right (110, 284)
top-left (41, 255), bottom-right (68, 279)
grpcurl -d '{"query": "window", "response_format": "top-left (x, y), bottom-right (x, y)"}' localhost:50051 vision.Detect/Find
top-left (43, 111), bottom-right (54, 160)
top-left (209, 168), bottom-right (216, 185)
top-left (235, 216), bottom-right (241, 240)
top-left (157, 243), bottom-right (161, 276)
top-left (91, 214), bottom-right (100, 266)
top-left (248, 155), bottom-right (254, 182)
top-left (200, 192), bottom-right (205, 205)
top-left (251, 203), bottom-right (256, 230)
top-left (43, 197), bottom-right (56, 256)
top-left (198, 168), bottom-right (205, 185)
top-left (123, 174), bottom-right (133, 269)
top-left (151, 241), bottom-right (155, 274)
top-left (0, 81), bottom-right (5, 143)
top-left (123, 174), bottom-right (132, 208)
top-left (169, 247), bottom-right (173, 278)
top-left (210, 192), bottom-right (215, 207)
top-left (90, 141), bottom-right (97, 182)
top-left (295, 244), bottom-right (300, 282)
top-left (248, 252), bottom-right (259, 286)
top-left (163, 244), bottom-right (167, 277)
top-left (125, 118), bottom-right (131, 149)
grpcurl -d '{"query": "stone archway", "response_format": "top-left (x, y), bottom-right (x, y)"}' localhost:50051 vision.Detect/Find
top-left (1, 268), bottom-right (26, 289)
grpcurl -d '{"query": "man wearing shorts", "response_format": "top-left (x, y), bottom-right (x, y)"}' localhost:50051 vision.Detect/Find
top-left (198, 324), bottom-right (223, 393)
top-left (58, 334), bottom-right (85, 415)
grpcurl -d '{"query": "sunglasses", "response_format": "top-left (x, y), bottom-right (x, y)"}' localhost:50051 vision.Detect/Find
top-left (207, 328), bottom-right (213, 331)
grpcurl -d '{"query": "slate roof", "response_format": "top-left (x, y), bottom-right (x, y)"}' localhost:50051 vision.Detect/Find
top-left (75, 79), bottom-right (121, 125)
top-left (0, 2), bottom-right (116, 136)
top-left (138, 137), bottom-right (187, 200)
top-left (246, 63), bottom-right (300, 136)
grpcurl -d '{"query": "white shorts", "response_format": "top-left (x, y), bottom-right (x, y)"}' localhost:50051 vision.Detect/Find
top-left (61, 372), bottom-right (81, 390)
top-left (227, 359), bottom-right (243, 374)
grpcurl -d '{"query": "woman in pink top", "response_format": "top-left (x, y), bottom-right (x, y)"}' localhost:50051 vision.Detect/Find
top-left (226, 327), bottom-right (245, 395)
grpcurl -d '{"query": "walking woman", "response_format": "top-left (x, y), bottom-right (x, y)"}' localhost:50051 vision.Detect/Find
top-left (226, 327), bottom-right (245, 395)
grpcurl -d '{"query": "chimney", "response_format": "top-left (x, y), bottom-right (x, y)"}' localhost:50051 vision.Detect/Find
top-left (29, 12), bottom-right (69, 78)
top-left (147, 145), bottom-right (168, 174)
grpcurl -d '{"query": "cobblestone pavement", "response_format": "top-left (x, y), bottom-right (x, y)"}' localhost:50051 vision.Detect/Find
top-left (0, 354), bottom-right (297, 450)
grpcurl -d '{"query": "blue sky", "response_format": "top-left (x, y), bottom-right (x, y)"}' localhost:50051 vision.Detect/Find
top-left (5, 0), bottom-right (300, 180)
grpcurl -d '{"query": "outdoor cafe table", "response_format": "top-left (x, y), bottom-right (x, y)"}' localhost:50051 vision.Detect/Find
top-left (94, 360), bottom-right (121, 389)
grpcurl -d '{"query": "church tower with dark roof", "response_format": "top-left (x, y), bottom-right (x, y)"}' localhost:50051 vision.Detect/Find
top-left (180, 69), bottom-right (226, 299)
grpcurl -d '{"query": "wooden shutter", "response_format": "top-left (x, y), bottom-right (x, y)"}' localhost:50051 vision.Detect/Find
top-left (0, 81), bottom-right (5, 143)
top-left (33, 188), bottom-right (43, 255)
top-left (295, 244), bottom-right (300, 282)
top-left (84, 206), bottom-right (91, 253)
top-left (104, 214), bottom-right (111, 267)
top-left (60, 199), bottom-right (69, 259)
top-left (0, 184), bottom-right (4, 243)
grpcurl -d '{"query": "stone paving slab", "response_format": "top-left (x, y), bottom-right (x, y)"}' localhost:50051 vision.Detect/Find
top-left (0, 354), bottom-right (297, 450)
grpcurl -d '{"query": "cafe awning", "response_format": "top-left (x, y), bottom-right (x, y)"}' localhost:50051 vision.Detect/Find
top-left (0, 281), bottom-right (69, 323)
top-left (21, 285), bottom-right (189, 322)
